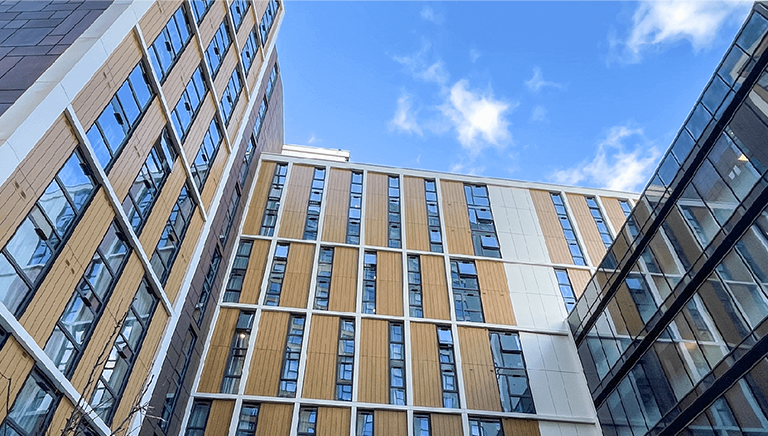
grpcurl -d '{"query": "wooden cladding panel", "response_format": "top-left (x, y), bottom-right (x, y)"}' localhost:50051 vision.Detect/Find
top-left (281, 242), bottom-right (314, 308)
top-left (279, 165), bottom-right (314, 239)
top-left (602, 196), bottom-right (630, 235)
top-left (241, 239), bottom-right (271, 304)
top-left (243, 161), bottom-right (276, 235)
top-left (458, 326), bottom-right (501, 412)
top-left (49, 399), bottom-right (75, 436)
top-left (201, 146), bottom-right (232, 209)
top-left (530, 189), bottom-right (572, 265)
top-left (226, 89), bottom-right (249, 140)
top-left (161, 33), bottom-right (203, 109)
top-left (566, 193), bottom-right (606, 266)
top-left (476, 261), bottom-right (515, 325)
top-left (440, 180), bottom-right (473, 255)
top-left (236, 10), bottom-right (256, 49)
top-left (213, 51), bottom-right (239, 99)
top-left (322, 168), bottom-right (351, 243)
top-left (317, 407), bottom-right (351, 436)
top-left (329, 247), bottom-right (357, 312)
top-left (410, 322), bottom-right (442, 407)
top-left (138, 0), bottom-right (181, 43)
top-left (503, 418), bottom-right (541, 436)
top-left (431, 414), bottom-right (463, 436)
top-left (0, 338), bottom-right (34, 423)
top-left (198, 308), bottom-right (239, 393)
top-left (421, 255), bottom-right (450, 320)
top-left (303, 315), bottom-right (338, 400)
top-left (374, 410), bottom-right (407, 435)
top-left (246, 311), bottom-right (289, 396)
top-left (365, 172), bottom-right (389, 247)
top-left (165, 213), bottom-right (205, 302)
top-left (254, 403), bottom-right (293, 436)
top-left (404, 176), bottom-right (429, 251)
top-left (377, 251), bottom-right (402, 316)
top-left (181, 99), bottom-right (218, 158)
top-left (203, 400), bottom-right (236, 436)
top-left (197, 0), bottom-right (227, 47)
top-left (358, 319), bottom-right (389, 404)
top-left (138, 164), bottom-right (187, 253)
top-left (567, 268), bottom-right (593, 299)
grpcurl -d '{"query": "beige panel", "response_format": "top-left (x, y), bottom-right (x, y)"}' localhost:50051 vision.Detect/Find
top-left (410, 322), bottom-right (442, 407)
top-left (236, 9), bottom-right (256, 49)
top-left (165, 213), bottom-right (205, 302)
top-left (321, 168), bottom-right (351, 243)
top-left (0, 338), bottom-right (34, 423)
top-left (278, 165), bottom-right (314, 239)
top-left (200, 145), bottom-right (231, 209)
top-left (566, 193), bottom-right (606, 266)
top-left (138, 0), bottom-right (181, 43)
top-left (440, 180), bottom-right (473, 255)
top-left (374, 410), bottom-right (407, 435)
top-left (303, 315), bottom-right (338, 400)
top-left (246, 311), bottom-right (289, 396)
top-left (254, 403), bottom-right (293, 436)
top-left (161, 36), bottom-right (204, 107)
top-left (431, 413), bottom-right (463, 436)
top-left (181, 100), bottom-right (217, 158)
top-left (458, 326), bottom-right (501, 411)
top-left (48, 398), bottom-right (74, 436)
top-left (317, 407), bottom-right (351, 436)
top-left (138, 165), bottom-right (187, 253)
top-left (213, 51), bottom-right (239, 98)
top-left (281, 242), bottom-right (314, 308)
top-left (404, 176), bottom-right (429, 251)
top-left (198, 308), bottom-right (239, 393)
top-left (529, 189), bottom-right (572, 265)
top-left (243, 161), bottom-right (277, 235)
top-left (358, 319), bottom-right (389, 404)
top-left (226, 87), bottom-right (249, 140)
top-left (197, 0), bottom-right (227, 47)
top-left (329, 247), bottom-right (357, 313)
top-left (567, 268), bottom-right (593, 299)
top-left (602, 196), bottom-right (629, 235)
top-left (203, 400), bottom-right (236, 436)
top-left (503, 418), bottom-right (542, 436)
top-left (377, 251), bottom-right (402, 316)
top-left (241, 239), bottom-right (271, 305)
top-left (476, 261), bottom-right (515, 325)
top-left (421, 255), bottom-right (450, 320)
top-left (365, 172), bottom-right (388, 247)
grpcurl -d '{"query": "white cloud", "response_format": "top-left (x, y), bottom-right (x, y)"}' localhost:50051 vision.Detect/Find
top-left (617, 0), bottom-right (750, 63)
top-left (531, 105), bottom-right (548, 122)
top-left (450, 161), bottom-right (486, 176)
top-left (307, 134), bottom-right (318, 144)
top-left (420, 6), bottom-right (443, 24)
top-left (469, 48), bottom-right (481, 63)
top-left (389, 92), bottom-right (422, 136)
top-left (525, 67), bottom-right (564, 92)
top-left (550, 125), bottom-right (663, 192)
top-left (394, 41), bottom-right (450, 85)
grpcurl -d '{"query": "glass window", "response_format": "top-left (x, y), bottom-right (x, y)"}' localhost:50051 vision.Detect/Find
top-left (489, 331), bottom-right (535, 413)
top-left (469, 418), bottom-right (504, 436)
top-left (414, 415), bottom-right (431, 436)
top-left (451, 260), bottom-right (484, 322)
top-left (336, 319), bottom-right (355, 401)
top-left (278, 315), bottom-right (305, 397)
top-left (235, 403), bottom-right (259, 436)
top-left (356, 411), bottom-right (373, 436)
top-left (297, 407), bottom-right (317, 436)
top-left (185, 401), bottom-right (211, 436)
top-left (0, 370), bottom-right (60, 436)
top-left (221, 311), bottom-right (255, 394)
top-left (550, 193), bottom-right (585, 265)
top-left (437, 327), bottom-right (459, 408)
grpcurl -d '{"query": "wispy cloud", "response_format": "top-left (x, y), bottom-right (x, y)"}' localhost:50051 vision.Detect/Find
top-left (550, 125), bottom-right (662, 192)
top-left (450, 160), bottom-right (486, 176)
top-left (393, 40), bottom-right (449, 85)
top-left (389, 92), bottom-right (423, 136)
top-left (307, 134), bottom-right (319, 144)
top-left (420, 5), bottom-right (443, 24)
top-left (531, 105), bottom-right (548, 122)
top-left (525, 67), bottom-right (565, 92)
top-left (469, 48), bottom-right (481, 63)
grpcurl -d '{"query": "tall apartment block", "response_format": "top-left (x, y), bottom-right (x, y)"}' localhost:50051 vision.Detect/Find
top-left (569, 3), bottom-right (768, 436)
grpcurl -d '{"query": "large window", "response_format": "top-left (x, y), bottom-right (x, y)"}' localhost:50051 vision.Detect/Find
top-left (437, 327), bottom-right (459, 408)
top-left (221, 310), bottom-right (255, 393)
top-left (489, 331), bottom-right (535, 413)
top-left (223, 240), bottom-right (253, 303)
top-left (149, 184), bottom-right (197, 284)
top-left (336, 318), bottom-right (355, 401)
top-left (160, 329), bottom-right (196, 432)
top-left (0, 370), bottom-right (61, 436)
top-left (147, 5), bottom-right (192, 83)
top-left (424, 179), bottom-right (443, 252)
top-left (389, 322), bottom-right (406, 405)
top-left (346, 171), bottom-right (363, 244)
top-left (278, 315), bottom-right (305, 397)
top-left (220, 68), bottom-right (244, 125)
top-left (190, 0), bottom-right (214, 24)
top-left (170, 66), bottom-right (207, 141)
top-left (450, 260), bottom-right (484, 322)
top-left (204, 21), bottom-right (230, 79)
top-left (313, 247), bottom-right (333, 310)
top-left (550, 192), bottom-right (586, 265)
top-left (303, 168), bottom-right (325, 240)
top-left (362, 251), bottom-right (376, 314)
top-left (259, 163), bottom-right (287, 236)
top-left (190, 119), bottom-right (223, 191)
top-left (464, 184), bottom-right (501, 258)
top-left (265, 243), bottom-right (289, 306)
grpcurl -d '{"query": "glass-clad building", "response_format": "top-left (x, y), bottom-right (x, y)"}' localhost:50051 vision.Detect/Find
top-left (569, 3), bottom-right (768, 435)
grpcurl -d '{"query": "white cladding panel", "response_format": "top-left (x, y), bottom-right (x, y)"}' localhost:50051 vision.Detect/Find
top-left (489, 185), bottom-right (550, 263)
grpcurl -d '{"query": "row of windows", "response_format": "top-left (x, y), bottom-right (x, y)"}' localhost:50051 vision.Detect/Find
top-left (229, 0), bottom-right (250, 31)
top-left (147, 5), bottom-right (191, 83)
top-left (204, 21), bottom-right (230, 79)
top-left (465, 184), bottom-right (501, 258)
top-left (586, 196), bottom-right (613, 249)
top-left (258, 0), bottom-right (280, 46)
top-left (189, 0), bottom-right (214, 24)
top-left (220, 69), bottom-right (244, 125)
top-left (266, 63), bottom-right (279, 101)
top-left (171, 66), bottom-right (207, 141)
top-left (346, 171), bottom-right (363, 244)
top-left (219, 189), bottom-right (241, 249)
top-left (303, 168), bottom-right (326, 240)
top-left (192, 248), bottom-right (222, 326)
top-left (259, 163), bottom-right (287, 236)
top-left (221, 310), bottom-right (255, 393)
top-left (149, 184), bottom-right (197, 284)
top-left (550, 192), bottom-right (585, 266)
top-left (241, 28), bottom-right (259, 74)
top-left (159, 328), bottom-right (196, 433)
top-left (190, 119), bottom-right (223, 191)
top-left (387, 175), bottom-right (402, 248)
top-left (252, 97), bottom-right (268, 142)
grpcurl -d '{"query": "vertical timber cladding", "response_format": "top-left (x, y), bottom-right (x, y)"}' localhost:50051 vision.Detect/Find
top-left (410, 322), bottom-right (443, 407)
top-left (198, 308), bottom-right (239, 393)
top-left (242, 160), bottom-right (277, 235)
top-left (254, 403), bottom-right (293, 436)
top-left (440, 180), bottom-right (474, 256)
top-left (601, 196), bottom-right (631, 235)
top-left (374, 410), bottom-right (407, 434)
top-left (0, 338), bottom-right (35, 423)
top-left (376, 250), bottom-right (403, 316)
top-left (358, 319), bottom-right (389, 403)
top-left (365, 172), bottom-right (389, 247)
top-left (317, 407), bottom-right (351, 436)
top-left (566, 193), bottom-right (606, 266)
top-left (137, 0), bottom-right (181, 43)
top-left (476, 260), bottom-right (516, 325)
top-left (457, 327), bottom-right (502, 412)
top-left (503, 418), bottom-right (542, 436)
top-left (49, 399), bottom-right (75, 436)
top-left (245, 310), bottom-right (289, 396)
top-left (322, 168), bottom-right (351, 243)
top-left (431, 413), bottom-right (463, 436)
top-left (280, 242), bottom-right (314, 308)
top-left (278, 164), bottom-right (314, 239)
top-left (203, 400), bottom-right (235, 436)
top-left (420, 254), bottom-right (451, 320)
top-left (403, 175), bottom-right (430, 251)
top-left (302, 315), bottom-right (338, 400)
top-left (567, 268), bottom-right (593, 298)
top-left (329, 246), bottom-right (357, 312)
top-left (529, 189), bottom-right (573, 265)
top-left (240, 239), bottom-right (271, 305)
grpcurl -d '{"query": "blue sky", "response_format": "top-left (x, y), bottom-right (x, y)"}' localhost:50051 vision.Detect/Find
top-left (276, 1), bottom-right (752, 193)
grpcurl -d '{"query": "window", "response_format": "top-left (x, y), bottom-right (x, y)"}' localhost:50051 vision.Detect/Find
top-left (149, 184), bottom-right (197, 284)
top-left (387, 175), bottom-right (402, 248)
top-left (437, 327), bottom-right (459, 408)
top-left (465, 184), bottom-right (501, 258)
top-left (220, 68), bottom-right (244, 125)
top-left (122, 129), bottom-right (176, 234)
top-left (221, 311), bottom-right (255, 393)
top-left (86, 63), bottom-right (153, 170)
top-left (260, 163), bottom-right (287, 236)
top-left (304, 168), bottom-right (326, 240)
top-left (586, 197), bottom-right (613, 248)
top-left (619, 199), bottom-right (640, 239)
top-left (425, 179), bottom-right (443, 252)
top-left (235, 403), bottom-right (260, 436)
top-left (550, 193), bottom-right (585, 266)
top-left (489, 331), bottom-right (534, 414)
top-left (554, 269), bottom-right (576, 312)
top-left (0, 370), bottom-right (60, 436)
top-left (346, 171), bottom-right (363, 244)
top-left (89, 278), bottom-right (158, 423)
top-left (336, 318), bottom-right (355, 400)
top-left (469, 418), bottom-right (504, 436)
top-left (451, 260), bottom-right (484, 322)
top-left (160, 329), bottom-right (196, 432)
top-left (414, 415), bottom-right (431, 436)
top-left (193, 248), bottom-right (222, 325)
top-left (253, 97), bottom-right (268, 140)
top-left (224, 240), bottom-right (253, 303)
top-left (230, 0), bottom-right (250, 30)
top-left (204, 21), bottom-right (230, 78)
top-left (259, 0), bottom-right (280, 45)
top-left (389, 322), bottom-right (406, 405)
top-left (219, 189), bottom-right (241, 247)
top-left (313, 247), bottom-right (334, 310)
top-left (278, 315), bottom-right (305, 397)
top-left (147, 5), bottom-right (191, 83)
top-left (170, 66), bottom-right (207, 140)
top-left (265, 243), bottom-right (289, 306)
top-left (44, 221), bottom-right (131, 377)
top-left (266, 64), bottom-right (279, 101)
top-left (356, 411), bottom-right (373, 436)
top-left (239, 135), bottom-right (257, 186)
top-left (0, 326), bottom-right (6, 349)
top-left (190, 119), bottom-right (223, 191)
top-left (185, 400), bottom-right (211, 435)
top-left (297, 407), bottom-right (317, 436)
top-left (0, 148), bottom-right (97, 316)
top-left (241, 28), bottom-right (259, 74)
top-left (362, 251), bottom-right (377, 314)
top-left (190, 0), bottom-right (214, 24)
top-left (619, 199), bottom-right (632, 217)
top-left (407, 255), bottom-right (423, 317)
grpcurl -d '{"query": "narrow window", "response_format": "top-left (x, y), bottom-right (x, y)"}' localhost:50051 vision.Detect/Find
top-left (336, 318), bottom-right (355, 401)
top-left (220, 68), bottom-right (244, 125)
top-left (356, 411), bottom-right (374, 436)
top-left (550, 193), bottom-right (585, 266)
top-left (465, 184), bottom-right (501, 258)
top-left (190, 0), bottom-right (214, 23)
top-left (190, 119), bottom-right (223, 191)
top-left (346, 171), bottom-right (363, 244)
top-left (297, 407), bottom-right (317, 436)
top-left (260, 163), bottom-right (287, 236)
top-left (407, 255), bottom-right (423, 317)
top-left (585, 196), bottom-right (613, 248)
top-left (0, 370), bottom-right (61, 436)
top-left (259, 0), bottom-right (280, 44)
top-left (225, 241), bottom-right (255, 304)
top-left (265, 243), bottom-right (289, 306)
top-left (468, 418), bottom-right (504, 436)
top-left (424, 179), bottom-right (443, 252)
top-left (304, 168), bottom-right (326, 240)
top-left (266, 64), bottom-right (279, 100)
top-left (619, 199), bottom-right (632, 217)
top-left (253, 97), bottom-right (268, 140)
top-left (489, 331), bottom-right (535, 413)
top-left (219, 189), bottom-right (241, 247)
top-left (362, 251), bottom-right (377, 314)
top-left (236, 403), bottom-right (260, 436)
top-left (221, 311), bottom-right (255, 394)
top-left (619, 199), bottom-right (640, 238)
top-left (313, 247), bottom-right (334, 310)
top-left (241, 28), bottom-right (260, 74)
top-left (160, 329), bottom-right (196, 432)
top-left (278, 315), bottom-right (306, 397)
top-left (194, 249), bottom-right (222, 325)
top-left (389, 322), bottom-right (406, 405)
top-left (450, 260), bottom-right (484, 322)
top-left (388, 175), bottom-right (402, 248)
top-left (239, 135), bottom-right (257, 186)
top-left (413, 415), bottom-right (431, 436)
top-left (555, 269), bottom-right (576, 312)
top-left (184, 400), bottom-right (211, 435)
top-left (230, 0), bottom-right (250, 30)
top-left (437, 327), bottom-right (459, 408)
top-left (149, 184), bottom-right (197, 284)
top-left (146, 6), bottom-right (191, 83)
top-left (204, 21), bottom-right (230, 78)
top-left (170, 66), bottom-right (207, 141)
